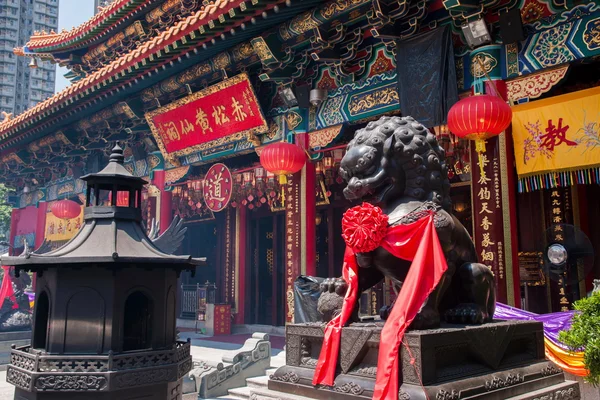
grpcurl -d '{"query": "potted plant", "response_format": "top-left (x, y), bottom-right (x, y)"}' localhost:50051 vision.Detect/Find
top-left (559, 288), bottom-right (600, 386)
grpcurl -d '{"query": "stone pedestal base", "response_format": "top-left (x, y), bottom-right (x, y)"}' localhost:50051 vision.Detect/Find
top-left (7, 341), bottom-right (192, 400)
top-left (269, 320), bottom-right (580, 399)
top-left (14, 380), bottom-right (184, 400)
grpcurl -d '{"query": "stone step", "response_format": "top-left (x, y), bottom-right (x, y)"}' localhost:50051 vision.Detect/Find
top-left (245, 386), bottom-right (313, 400)
top-left (227, 386), bottom-right (252, 399)
top-left (246, 375), bottom-right (269, 389)
top-left (504, 380), bottom-right (580, 400)
top-left (217, 395), bottom-right (247, 400)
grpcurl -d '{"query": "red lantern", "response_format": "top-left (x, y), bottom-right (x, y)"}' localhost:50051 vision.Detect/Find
top-left (51, 199), bottom-right (81, 220)
top-left (259, 142), bottom-right (306, 183)
top-left (108, 191), bottom-right (130, 207)
top-left (259, 141), bottom-right (306, 207)
top-left (447, 94), bottom-right (512, 153)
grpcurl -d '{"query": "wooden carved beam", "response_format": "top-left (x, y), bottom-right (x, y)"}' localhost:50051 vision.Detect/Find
top-left (369, 0), bottom-right (410, 27)
top-left (370, 0), bottom-right (426, 39)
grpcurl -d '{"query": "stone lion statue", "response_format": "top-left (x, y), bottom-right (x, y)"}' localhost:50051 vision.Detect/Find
top-left (318, 115), bottom-right (496, 330)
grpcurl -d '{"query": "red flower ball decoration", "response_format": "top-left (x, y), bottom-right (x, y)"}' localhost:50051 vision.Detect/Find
top-left (342, 203), bottom-right (389, 253)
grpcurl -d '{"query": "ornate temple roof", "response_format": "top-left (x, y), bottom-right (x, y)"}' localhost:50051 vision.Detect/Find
top-left (17, 0), bottom-right (157, 54)
top-left (2, 215), bottom-right (202, 266)
top-left (0, 0), bottom-right (258, 146)
top-left (0, 0), bottom-right (539, 177)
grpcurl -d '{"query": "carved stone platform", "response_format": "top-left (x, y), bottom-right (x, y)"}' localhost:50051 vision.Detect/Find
top-left (8, 341), bottom-right (192, 399)
top-left (269, 320), bottom-right (580, 399)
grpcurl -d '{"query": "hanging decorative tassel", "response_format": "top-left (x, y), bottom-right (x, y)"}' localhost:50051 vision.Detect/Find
top-left (279, 174), bottom-right (287, 207)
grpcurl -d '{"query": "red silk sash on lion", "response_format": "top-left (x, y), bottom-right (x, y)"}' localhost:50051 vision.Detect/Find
top-left (312, 203), bottom-right (448, 400)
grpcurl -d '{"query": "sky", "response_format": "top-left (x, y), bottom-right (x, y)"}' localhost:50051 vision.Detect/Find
top-left (54, 0), bottom-right (95, 93)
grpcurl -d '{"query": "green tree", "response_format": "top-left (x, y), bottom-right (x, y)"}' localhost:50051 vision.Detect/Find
top-left (0, 183), bottom-right (12, 242)
top-left (559, 291), bottom-right (600, 386)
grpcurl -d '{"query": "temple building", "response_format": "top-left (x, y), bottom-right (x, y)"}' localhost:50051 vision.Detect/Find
top-left (1, 0), bottom-right (599, 328)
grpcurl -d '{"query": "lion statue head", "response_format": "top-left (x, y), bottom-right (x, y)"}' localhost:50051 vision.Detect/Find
top-left (339, 116), bottom-right (451, 211)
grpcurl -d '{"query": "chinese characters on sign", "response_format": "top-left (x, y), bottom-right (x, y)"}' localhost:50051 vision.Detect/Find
top-left (203, 163), bottom-right (233, 212)
top-left (539, 118), bottom-right (576, 152)
top-left (512, 87), bottom-right (600, 177)
top-left (546, 188), bottom-right (574, 312)
top-left (213, 304), bottom-right (231, 335)
top-left (45, 207), bottom-right (83, 242)
top-left (285, 175), bottom-right (301, 323)
top-left (471, 138), bottom-right (508, 302)
top-left (224, 208), bottom-right (234, 307)
top-left (145, 73), bottom-right (268, 159)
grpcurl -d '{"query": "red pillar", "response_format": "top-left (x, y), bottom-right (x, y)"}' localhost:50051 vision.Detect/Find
top-left (8, 209), bottom-right (18, 257)
top-left (34, 202), bottom-right (47, 249)
top-left (303, 162), bottom-right (316, 277)
top-left (160, 192), bottom-right (173, 234)
top-left (151, 170), bottom-right (173, 234)
top-left (296, 130), bottom-right (316, 278)
top-left (502, 117), bottom-right (522, 309)
top-left (284, 173), bottom-right (302, 323)
top-left (32, 202), bottom-right (48, 290)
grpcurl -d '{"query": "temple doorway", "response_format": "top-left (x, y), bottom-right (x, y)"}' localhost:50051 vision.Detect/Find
top-left (178, 220), bottom-right (218, 320)
top-left (182, 222), bottom-right (218, 285)
top-left (247, 212), bottom-right (285, 326)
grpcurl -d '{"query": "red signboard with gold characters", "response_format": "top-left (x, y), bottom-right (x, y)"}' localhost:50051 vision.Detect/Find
top-left (203, 163), bottom-right (233, 212)
top-left (213, 304), bottom-right (231, 336)
top-left (145, 73), bottom-right (267, 159)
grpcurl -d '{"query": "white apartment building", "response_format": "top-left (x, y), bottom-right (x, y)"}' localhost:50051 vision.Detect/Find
top-left (0, 0), bottom-right (58, 115)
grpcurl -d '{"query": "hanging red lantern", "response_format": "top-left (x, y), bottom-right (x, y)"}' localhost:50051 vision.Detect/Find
top-left (108, 191), bottom-right (130, 207)
top-left (447, 94), bottom-right (512, 153)
top-left (259, 142), bottom-right (306, 181)
top-left (51, 199), bottom-right (81, 220)
top-left (259, 141), bottom-right (306, 206)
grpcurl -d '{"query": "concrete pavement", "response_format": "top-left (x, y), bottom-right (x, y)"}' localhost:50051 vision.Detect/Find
top-left (0, 372), bottom-right (12, 400)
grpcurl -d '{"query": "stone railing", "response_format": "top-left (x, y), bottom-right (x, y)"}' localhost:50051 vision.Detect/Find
top-left (7, 340), bottom-right (192, 393)
top-left (189, 333), bottom-right (271, 398)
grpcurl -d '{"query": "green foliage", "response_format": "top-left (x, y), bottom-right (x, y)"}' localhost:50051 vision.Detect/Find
top-left (559, 291), bottom-right (600, 386)
top-left (0, 184), bottom-right (13, 241)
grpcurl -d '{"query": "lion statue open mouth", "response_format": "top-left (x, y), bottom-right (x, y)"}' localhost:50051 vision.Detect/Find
top-left (319, 115), bottom-right (496, 329)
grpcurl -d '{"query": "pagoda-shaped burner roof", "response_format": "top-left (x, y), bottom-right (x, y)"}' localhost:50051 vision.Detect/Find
top-left (2, 216), bottom-right (203, 267)
top-left (80, 142), bottom-right (147, 187)
top-left (2, 144), bottom-right (204, 269)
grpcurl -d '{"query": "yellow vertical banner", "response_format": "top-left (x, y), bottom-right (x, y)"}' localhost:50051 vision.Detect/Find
top-left (512, 86), bottom-right (600, 178)
top-left (45, 205), bottom-right (84, 242)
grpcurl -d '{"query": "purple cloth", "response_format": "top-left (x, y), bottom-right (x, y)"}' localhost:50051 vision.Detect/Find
top-left (494, 302), bottom-right (575, 349)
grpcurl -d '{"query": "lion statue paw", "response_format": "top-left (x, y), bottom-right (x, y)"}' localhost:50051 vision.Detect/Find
top-left (317, 278), bottom-right (347, 322)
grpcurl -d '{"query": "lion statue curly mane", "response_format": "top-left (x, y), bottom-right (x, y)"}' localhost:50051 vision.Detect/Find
top-left (318, 115), bottom-right (496, 329)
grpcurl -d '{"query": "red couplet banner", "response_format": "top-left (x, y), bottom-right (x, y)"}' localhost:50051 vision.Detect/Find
top-left (145, 73), bottom-right (268, 158)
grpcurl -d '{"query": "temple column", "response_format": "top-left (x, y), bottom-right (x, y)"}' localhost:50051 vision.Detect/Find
top-left (297, 125), bottom-right (316, 278)
top-left (283, 110), bottom-right (315, 323)
top-left (284, 173), bottom-right (302, 323)
top-left (34, 202), bottom-right (47, 250)
top-left (222, 207), bottom-right (235, 307)
top-left (8, 209), bottom-right (17, 257)
top-left (469, 46), bottom-right (520, 307)
top-left (32, 201), bottom-right (48, 290)
top-left (234, 206), bottom-right (247, 324)
top-left (150, 157), bottom-right (173, 234)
